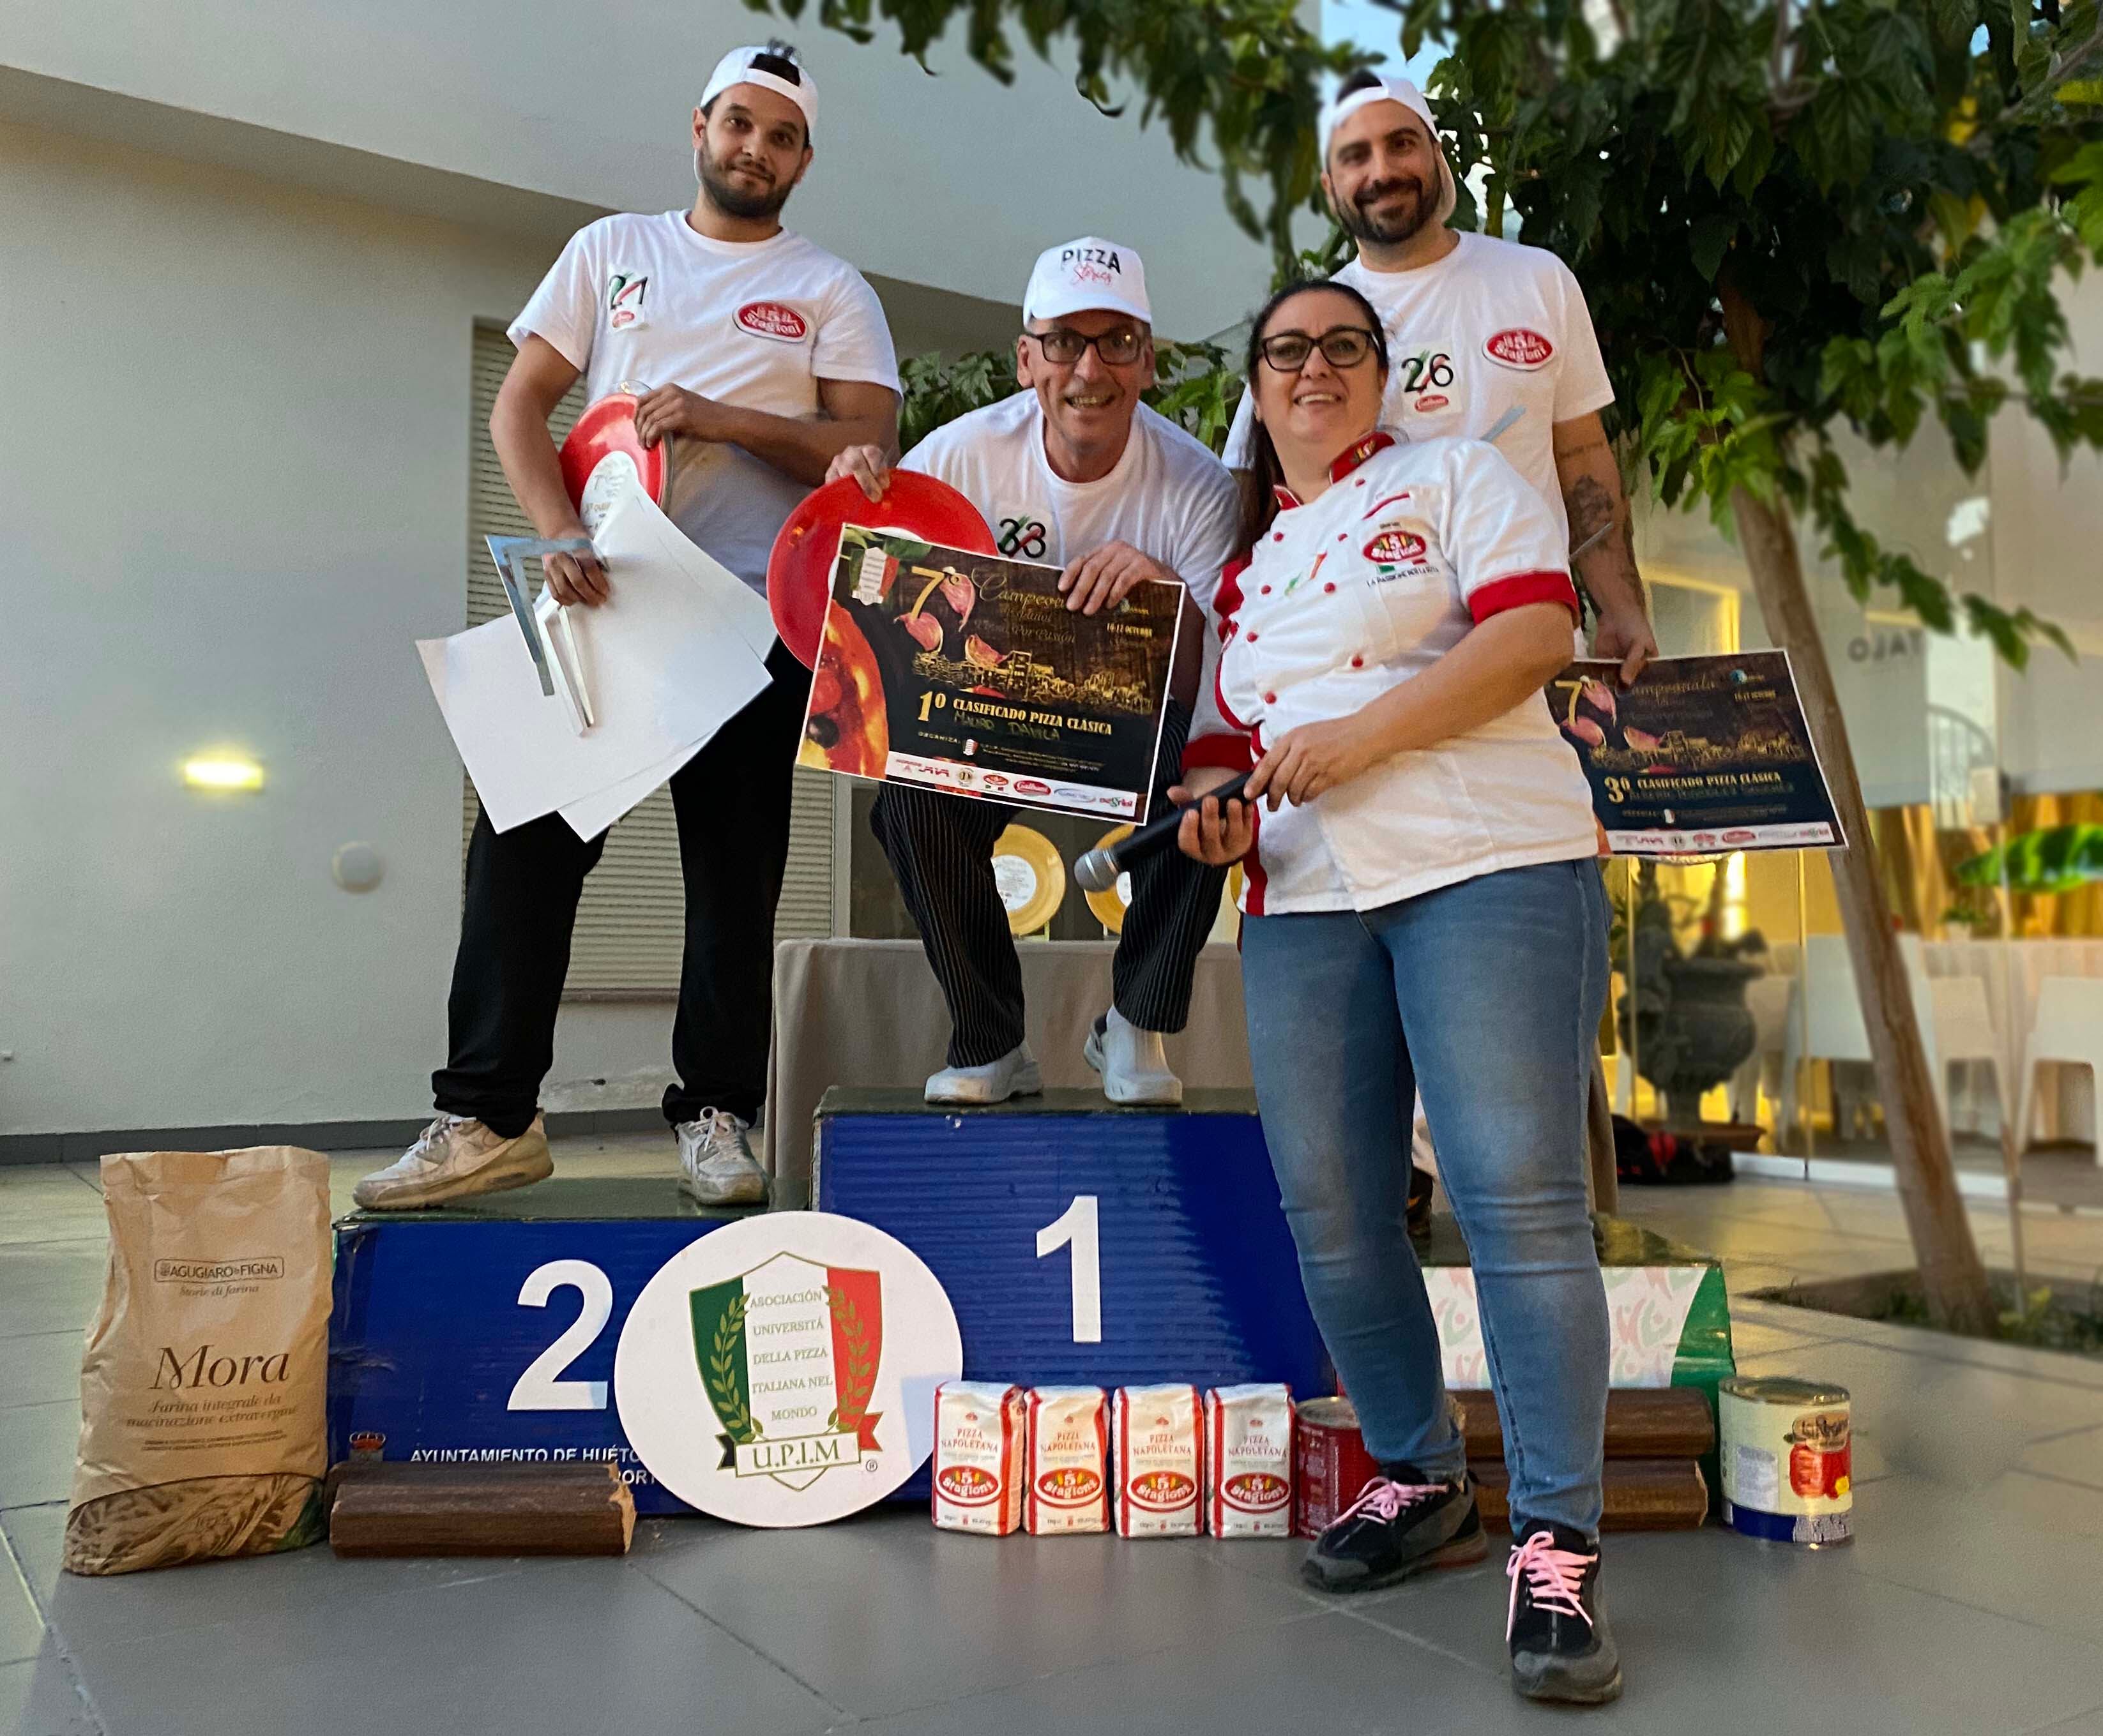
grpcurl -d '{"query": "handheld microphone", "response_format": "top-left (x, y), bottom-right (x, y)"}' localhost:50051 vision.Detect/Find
top-left (1073, 772), bottom-right (1253, 893)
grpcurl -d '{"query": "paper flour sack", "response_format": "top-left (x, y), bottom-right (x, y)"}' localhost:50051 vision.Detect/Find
top-left (1111, 1384), bottom-right (1203, 1537)
top-left (1024, 1387), bottom-right (1109, 1534)
top-left (932, 1381), bottom-right (1026, 1536)
top-left (64, 1148), bottom-right (331, 1574)
top-left (1204, 1385), bottom-right (1295, 1538)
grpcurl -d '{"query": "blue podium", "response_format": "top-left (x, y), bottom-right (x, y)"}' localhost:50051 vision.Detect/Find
top-left (328, 1091), bottom-right (1731, 1518)
top-left (812, 1087), bottom-right (1328, 1397)
top-left (328, 1179), bottom-right (749, 1514)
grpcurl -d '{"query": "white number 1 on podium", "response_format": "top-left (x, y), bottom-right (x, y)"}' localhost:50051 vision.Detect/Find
top-left (1036, 1195), bottom-right (1102, 1343)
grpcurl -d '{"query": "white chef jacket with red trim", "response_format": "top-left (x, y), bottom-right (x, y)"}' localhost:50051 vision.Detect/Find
top-left (1186, 431), bottom-right (1599, 916)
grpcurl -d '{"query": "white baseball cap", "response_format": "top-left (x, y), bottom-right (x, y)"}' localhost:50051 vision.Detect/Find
top-left (1321, 73), bottom-right (1457, 227)
top-left (702, 45), bottom-right (818, 137)
top-left (1022, 238), bottom-right (1151, 326)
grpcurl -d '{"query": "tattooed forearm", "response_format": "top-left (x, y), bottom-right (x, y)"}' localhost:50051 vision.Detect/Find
top-left (1566, 474), bottom-right (1616, 550)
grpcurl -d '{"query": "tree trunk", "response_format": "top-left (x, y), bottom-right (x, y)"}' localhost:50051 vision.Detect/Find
top-left (1729, 485), bottom-right (1998, 1334)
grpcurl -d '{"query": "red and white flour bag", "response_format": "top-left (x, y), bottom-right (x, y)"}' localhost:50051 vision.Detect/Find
top-left (1204, 1385), bottom-right (1296, 1538)
top-left (1024, 1387), bottom-right (1109, 1534)
top-left (1112, 1384), bottom-right (1203, 1538)
top-left (931, 1381), bottom-right (1026, 1536)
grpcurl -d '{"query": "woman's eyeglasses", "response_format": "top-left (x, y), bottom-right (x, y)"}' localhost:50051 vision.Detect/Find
top-left (1258, 326), bottom-right (1379, 372)
top-left (1023, 326), bottom-right (1148, 366)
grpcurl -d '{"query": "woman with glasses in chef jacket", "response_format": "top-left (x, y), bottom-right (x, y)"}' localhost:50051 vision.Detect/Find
top-left (1173, 278), bottom-right (1622, 1707)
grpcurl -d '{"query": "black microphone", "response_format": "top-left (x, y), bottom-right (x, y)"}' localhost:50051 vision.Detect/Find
top-left (1074, 772), bottom-right (1253, 893)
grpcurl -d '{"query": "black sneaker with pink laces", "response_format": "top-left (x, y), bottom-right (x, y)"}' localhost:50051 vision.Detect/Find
top-left (1301, 1467), bottom-right (1486, 1593)
top-left (1506, 1521), bottom-right (1622, 1705)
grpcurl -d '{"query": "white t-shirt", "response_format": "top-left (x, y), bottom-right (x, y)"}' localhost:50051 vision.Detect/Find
top-left (1206, 432), bottom-right (1597, 914)
top-left (902, 392), bottom-right (1241, 736)
top-left (1223, 231), bottom-right (1613, 541)
top-left (510, 211), bottom-right (900, 588)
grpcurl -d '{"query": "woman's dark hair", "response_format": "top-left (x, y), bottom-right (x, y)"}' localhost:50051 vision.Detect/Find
top-left (1232, 278), bottom-right (1390, 557)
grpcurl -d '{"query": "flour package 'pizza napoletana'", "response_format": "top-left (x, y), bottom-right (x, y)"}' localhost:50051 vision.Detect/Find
top-left (1024, 1387), bottom-right (1109, 1534)
top-left (1204, 1385), bottom-right (1296, 1539)
top-left (931, 1381), bottom-right (1027, 1536)
top-left (1112, 1384), bottom-right (1203, 1538)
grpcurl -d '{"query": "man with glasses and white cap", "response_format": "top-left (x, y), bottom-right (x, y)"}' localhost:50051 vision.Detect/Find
top-left (355, 42), bottom-right (900, 1213)
top-left (1224, 71), bottom-right (1656, 681)
top-left (827, 239), bottom-right (1239, 1106)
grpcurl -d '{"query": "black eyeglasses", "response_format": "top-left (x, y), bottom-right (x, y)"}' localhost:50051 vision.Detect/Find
top-left (1258, 326), bottom-right (1380, 372)
top-left (1022, 326), bottom-right (1148, 366)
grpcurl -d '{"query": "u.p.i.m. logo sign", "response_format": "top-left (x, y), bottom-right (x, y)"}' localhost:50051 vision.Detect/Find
top-left (614, 1214), bottom-right (960, 1526)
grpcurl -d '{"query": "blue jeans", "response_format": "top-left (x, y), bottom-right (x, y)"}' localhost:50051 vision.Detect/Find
top-left (1240, 859), bottom-right (1611, 1537)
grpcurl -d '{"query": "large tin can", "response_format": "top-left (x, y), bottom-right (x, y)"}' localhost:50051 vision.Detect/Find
top-left (1293, 1396), bottom-right (1379, 1537)
top-left (1719, 1376), bottom-right (1853, 1546)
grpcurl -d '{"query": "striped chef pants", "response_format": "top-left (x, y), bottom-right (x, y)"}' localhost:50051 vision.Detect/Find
top-left (868, 704), bottom-right (1228, 1069)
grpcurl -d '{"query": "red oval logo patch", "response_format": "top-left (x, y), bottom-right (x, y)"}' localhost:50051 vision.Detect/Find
top-left (736, 301), bottom-right (809, 342)
top-left (1223, 1471), bottom-right (1291, 1512)
top-left (1127, 1470), bottom-right (1196, 1511)
top-left (1015, 778), bottom-right (1051, 796)
top-left (1363, 529), bottom-right (1428, 566)
top-left (1484, 328), bottom-right (1554, 370)
top-left (938, 1465), bottom-right (1001, 1506)
top-left (1036, 1465), bottom-right (1102, 1505)
top-left (1722, 829), bottom-right (1756, 844)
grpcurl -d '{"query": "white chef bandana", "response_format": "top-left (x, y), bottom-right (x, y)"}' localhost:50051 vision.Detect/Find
top-left (1321, 74), bottom-right (1457, 227)
top-left (701, 45), bottom-right (818, 137)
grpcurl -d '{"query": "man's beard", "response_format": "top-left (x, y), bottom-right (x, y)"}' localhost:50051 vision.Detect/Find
top-left (697, 149), bottom-right (793, 222)
top-left (1337, 176), bottom-right (1438, 247)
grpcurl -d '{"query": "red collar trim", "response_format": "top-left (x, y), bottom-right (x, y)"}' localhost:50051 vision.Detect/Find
top-left (1272, 432), bottom-right (1393, 511)
top-left (1329, 430), bottom-right (1395, 483)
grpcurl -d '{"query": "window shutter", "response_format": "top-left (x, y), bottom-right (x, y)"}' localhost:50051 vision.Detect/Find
top-left (464, 324), bottom-right (836, 998)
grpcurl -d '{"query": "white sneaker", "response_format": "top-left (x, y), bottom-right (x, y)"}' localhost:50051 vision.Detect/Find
top-left (925, 1042), bottom-right (1043, 1105)
top-left (1083, 1007), bottom-right (1183, 1106)
top-left (677, 1108), bottom-right (768, 1207)
top-left (353, 1113), bottom-right (554, 1211)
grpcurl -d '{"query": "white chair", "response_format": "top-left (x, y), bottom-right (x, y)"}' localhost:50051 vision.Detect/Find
top-left (1778, 934), bottom-right (1996, 1142)
top-left (2016, 976), bottom-right (2103, 1161)
top-left (1731, 973), bottom-right (1794, 1124)
top-left (1921, 972), bottom-right (2003, 1137)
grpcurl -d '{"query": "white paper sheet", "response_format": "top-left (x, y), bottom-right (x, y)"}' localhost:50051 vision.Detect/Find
top-left (610, 487), bottom-right (779, 663)
top-left (418, 490), bottom-right (771, 833)
top-left (558, 737), bottom-right (704, 840)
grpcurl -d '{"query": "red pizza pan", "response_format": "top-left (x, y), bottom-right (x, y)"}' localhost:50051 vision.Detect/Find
top-left (558, 393), bottom-right (669, 516)
top-left (766, 471), bottom-right (998, 667)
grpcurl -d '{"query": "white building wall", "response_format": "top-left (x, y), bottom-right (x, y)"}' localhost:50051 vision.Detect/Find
top-left (0, 119), bottom-right (708, 1139)
top-left (0, 0), bottom-right (1286, 336)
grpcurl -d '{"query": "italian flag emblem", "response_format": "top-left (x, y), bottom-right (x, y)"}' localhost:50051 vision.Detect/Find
top-left (689, 1251), bottom-right (884, 1490)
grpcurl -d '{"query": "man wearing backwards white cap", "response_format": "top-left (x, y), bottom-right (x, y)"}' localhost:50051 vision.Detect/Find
top-left (1224, 72), bottom-right (1657, 682)
top-left (356, 42), bottom-right (900, 1213)
top-left (827, 239), bottom-right (1240, 1106)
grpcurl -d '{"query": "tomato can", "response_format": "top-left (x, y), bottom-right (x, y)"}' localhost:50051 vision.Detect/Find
top-left (1719, 1375), bottom-right (1853, 1546)
top-left (1293, 1396), bottom-right (1380, 1538)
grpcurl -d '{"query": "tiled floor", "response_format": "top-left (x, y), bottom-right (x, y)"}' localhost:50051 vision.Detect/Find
top-left (3, 1140), bottom-right (2102, 1735)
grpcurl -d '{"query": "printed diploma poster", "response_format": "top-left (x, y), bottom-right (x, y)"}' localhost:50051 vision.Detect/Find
top-left (1547, 651), bottom-right (1844, 855)
top-left (797, 527), bottom-right (1185, 822)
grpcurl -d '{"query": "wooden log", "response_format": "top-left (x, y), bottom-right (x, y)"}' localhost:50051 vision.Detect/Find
top-left (1456, 1387), bottom-right (1714, 1462)
top-left (329, 1461), bottom-right (635, 1558)
top-left (1472, 1459), bottom-right (1708, 1532)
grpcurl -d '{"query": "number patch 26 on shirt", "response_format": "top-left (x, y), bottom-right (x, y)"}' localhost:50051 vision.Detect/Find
top-left (1392, 345), bottom-right (1457, 414)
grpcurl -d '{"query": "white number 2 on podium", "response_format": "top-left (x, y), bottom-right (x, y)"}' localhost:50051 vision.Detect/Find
top-left (508, 1259), bottom-right (613, 1410)
top-left (1036, 1195), bottom-right (1102, 1343)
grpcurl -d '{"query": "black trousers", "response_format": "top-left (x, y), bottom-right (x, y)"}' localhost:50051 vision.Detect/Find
top-left (432, 640), bottom-right (810, 1137)
top-left (868, 704), bottom-right (1228, 1069)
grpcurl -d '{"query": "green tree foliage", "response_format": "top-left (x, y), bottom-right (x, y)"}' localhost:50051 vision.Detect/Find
top-left (758, 0), bottom-right (2103, 665)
